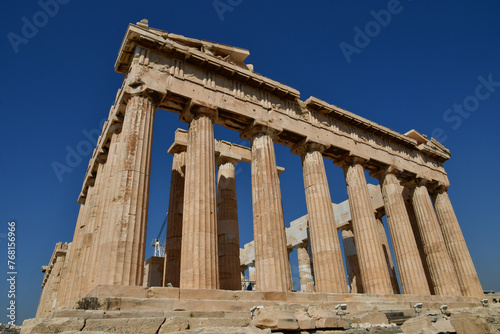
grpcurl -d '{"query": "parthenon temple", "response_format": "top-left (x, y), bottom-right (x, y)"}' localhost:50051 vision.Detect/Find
top-left (29, 20), bottom-right (490, 333)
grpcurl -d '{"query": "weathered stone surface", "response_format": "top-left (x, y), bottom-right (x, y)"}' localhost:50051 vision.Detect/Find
top-left (307, 305), bottom-right (349, 329)
top-left (432, 317), bottom-right (455, 333)
top-left (180, 106), bottom-right (219, 289)
top-left (378, 170), bottom-right (431, 296)
top-left (401, 315), bottom-right (432, 334)
top-left (294, 308), bottom-right (315, 329)
top-left (20, 317), bottom-right (85, 334)
top-left (164, 150), bottom-right (186, 288)
top-left (251, 308), bottom-right (298, 330)
top-left (165, 327), bottom-right (269, 333)
top-left (295, 143), bottom-right (347, 293)
top-left (248, 127), bottom-right (291, 292)
top-left (341, 157), bottom-right (393, 295)
top-left (217, 158), bottom-right (241, 291)
top-left (158, 317), bottom-right (189, 333)
top-left (352, 308), bottom-right (389, 325)
top-left (83, 317), bottom-right (165, 333)
top-left (411, 181), bottom-right (461, 296)
top-left (433, 188), bottom-right (484, 297)
top-left (188, 317), bottom-right (250, 329)
top-left (450, 312), bottom-right (489, 334)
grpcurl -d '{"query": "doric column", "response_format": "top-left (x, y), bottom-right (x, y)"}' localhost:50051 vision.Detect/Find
top-left (297, 243), bottom-right (315, 292)
top-left (432, 186), bottom-right (483, 296)
top-left (410, 179), bottom-right (461, 296)
top-left (375, 211), bottom-right (401, 294)
top-left (180, 105), bottom-right (219, 289)
top-left (96, 92), bottom-right (159, 287)
top-left (217, 156), bottom-right (241, 290)
top-left (377, 168), bottom-right (431, 295)
top-left (164, 149), bottom-right (186, 287)
top-left (292, 142), bottom-right (347, 293)
top-left (341, 228), bottom-right (363, 293)
top-left (243, 125), bottom-right (291, 292)
top-left (339, 157), bottom-right (393, 294)
top-left (248, 262), bottom-right (256, 282)
top-left (91, 125), bottom-right (122, 289)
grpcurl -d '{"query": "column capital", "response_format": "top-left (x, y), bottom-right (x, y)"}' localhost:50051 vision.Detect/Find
top-left (290, 139), bottom-right (326, 157)
top-left (333, 154), bottom-right (369, 170)
top-left (125, 88), bottom-right (165, 106)
top-left (240, 121), bottom-right (282, 141)
top-left (428, 182), bottom-right (450, 195)
top-left (216, 153), bottom-right (241, 167)
top-left (370, 165), bottom-right (403, 181)
top-left (402, 176), bottom-right (430, 189)
top-left (180, 102), bottom-right (218, 123)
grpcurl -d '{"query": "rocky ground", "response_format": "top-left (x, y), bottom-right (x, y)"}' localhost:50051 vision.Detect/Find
top-left (19, 304), bottom-right (500, 333)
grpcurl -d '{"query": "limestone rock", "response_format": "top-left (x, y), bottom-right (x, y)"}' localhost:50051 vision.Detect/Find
top-left (294, 308), bottom-right (315, 329)
top-left (352, 308), bottom-right (389, 325)
top-left (83, 317), bottom-right (165, 333)
top-left (158, 317), bottom-right (189, 333)
top-left (450, 312), bottom-right (489, 334)
top-left (431, 317), bottom-right (455, 333)
top-left (20, 317), bottom-right (85, 334)
top-left (401, 315), bottom-right (432, 334)
top-left (307, 305), bottom-right (348, 329)
top-left (251, 308), bottom-right (298, 330)
top-left (165, 327), bottom-right (269, 333)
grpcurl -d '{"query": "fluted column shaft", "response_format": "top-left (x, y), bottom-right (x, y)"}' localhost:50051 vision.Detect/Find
top-left (379, 171), bottom-right (430, 295)
top-left (180, 107), bottom-right (219, 289)
top-left (375, 213), bottom-right (401, 294)
top-left (101, 93), bottom-right (157, 286)
top-left (217, 159), bottom-right (241, 290)
top-left (342, 158), bottom-right (393, 294)
top-left (411, 181), bottom-right (461, 296)
top-left (249, 128), bottom-right (291, 292)
top-left (296, 143), bottom-right (347, 293)
top-left (341, 228), bottom-right (363, 293)
top-left (164, 151), bottom-right (186, 287)
top-left (433, 189), bottom-right (483, 296)
top-left (297, 244), bottom-right (315, 292)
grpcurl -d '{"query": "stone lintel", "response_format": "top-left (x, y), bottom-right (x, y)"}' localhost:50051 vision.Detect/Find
top-left (168, 128), bottom-right (285, 173)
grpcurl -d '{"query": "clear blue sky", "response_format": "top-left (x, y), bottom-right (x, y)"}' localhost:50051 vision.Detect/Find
top-left (1, 0), bottom-right (499, 324)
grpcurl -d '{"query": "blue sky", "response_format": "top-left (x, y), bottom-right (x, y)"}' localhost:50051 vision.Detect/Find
top-left (1, 0), bottom-right (499, 324)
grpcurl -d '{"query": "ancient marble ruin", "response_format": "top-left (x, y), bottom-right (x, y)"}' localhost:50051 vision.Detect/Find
top-left (26, 19), bottom-right (493, 334)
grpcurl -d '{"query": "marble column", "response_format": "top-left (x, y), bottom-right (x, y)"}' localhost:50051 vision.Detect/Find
top-left (164, 150), bottom-right (186, 287)
top-left (293, 142), bottom-right (347, 293)
top-left (100, 93), bottom-right (159, 286)
top-left (340, 157), bottom-right (393, 294)
top-left (378, 169), bottom-right (431, 295)
top-left (92, 125), bottom-right (122, 288)
top-left (248, 263), bottom-right (256, 282)
top-left (180, 106), bottom-right (219, 289)
top-left (297, 243), bottom-right (315, 292)
top-left (404, 196), bottom-right (434, 294)
top-left (375, 211), bottom-right (401, 294)
top-left (432, 187), bottom-right (483, 296)
top-left (410, 179), bottom-right (461, 296)
top-left (341, 228), bottom-right (363, 293)
top-left (245, 125), bottom-right (291, 292)
top-left (217, 156), bottom-right (241, 290)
